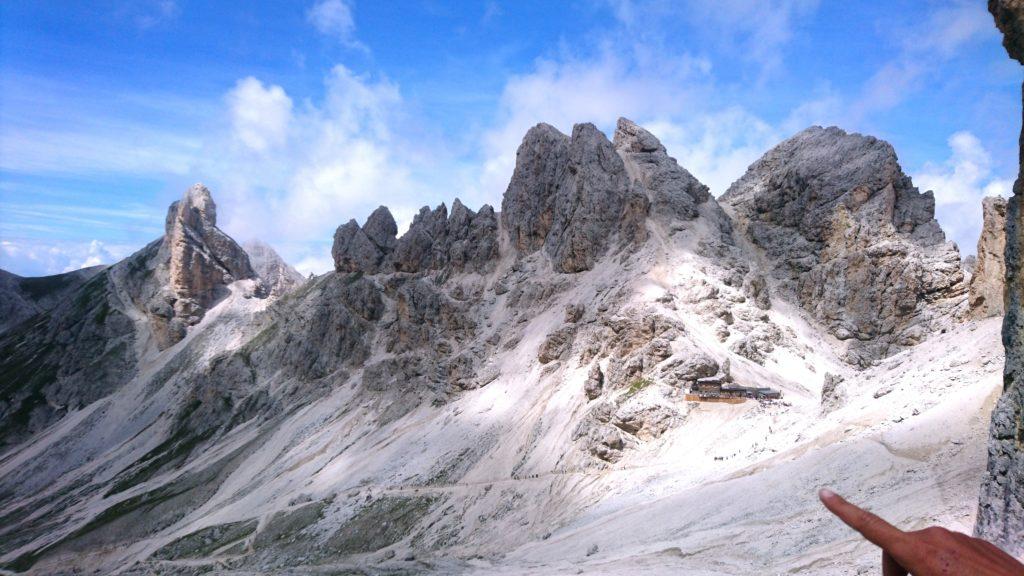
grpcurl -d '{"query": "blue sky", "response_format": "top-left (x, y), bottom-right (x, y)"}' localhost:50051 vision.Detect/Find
top-left (0, 0), bottom-right (1018, 276)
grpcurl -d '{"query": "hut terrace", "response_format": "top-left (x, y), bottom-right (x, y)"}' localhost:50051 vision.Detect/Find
top-left (685, 375), bottom-right (781, 403)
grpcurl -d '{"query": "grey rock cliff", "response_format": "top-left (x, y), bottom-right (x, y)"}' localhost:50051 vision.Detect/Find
top-left (144, 184), bottom-right (257, 348)
top-left (977, 0), bottom-right (1024, 555)
top-left (332, 202), bottom-right (498, 275)
top-left (969, 196), bottom-right (1008, 318)
top-left (720, 126), bottom-right (966, 366)
top-left (613, 118), bottom-right (710, 225)
top-left (502, 122), bottom-right (647, 273)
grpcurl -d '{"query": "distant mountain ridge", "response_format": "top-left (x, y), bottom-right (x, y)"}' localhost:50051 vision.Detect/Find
top-left (0, 266), bottom-right (106, 335)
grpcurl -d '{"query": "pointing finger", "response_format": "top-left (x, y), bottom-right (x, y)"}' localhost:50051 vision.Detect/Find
top-left (819, 488), bottom-right (907, 551)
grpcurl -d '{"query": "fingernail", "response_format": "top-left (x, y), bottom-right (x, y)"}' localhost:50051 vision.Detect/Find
top-left (819, 488), bottom-right (836, 500)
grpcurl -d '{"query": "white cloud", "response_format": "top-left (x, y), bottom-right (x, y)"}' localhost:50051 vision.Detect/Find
top-left (606, 0), bottom-right (819, 75)
top-left (645, 109), bottom-right (779, 195)
top-left (307, 0), bottom-right (365, 50)
top-left (914, 131), bottom-right (1013, 254)
top-left (469, 0), bottom-right (828, 207)
top-left (226, 77), bottom-right (294, 153)
top-left (0, 239), bottom-right (131, 276)
top-left (201, 66), bottom-right (430, 274)
top-left (64, 240), bottom-right (119, 272)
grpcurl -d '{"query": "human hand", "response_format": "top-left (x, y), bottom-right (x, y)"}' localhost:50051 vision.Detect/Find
top-left (818, 488), bottom-right (1024, 575)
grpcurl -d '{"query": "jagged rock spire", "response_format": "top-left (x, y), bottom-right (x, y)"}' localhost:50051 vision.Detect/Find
top-left (613, 118), bottom-right (711, 224)
top-left (150, 183), bottom-right (256, 348)
top-left (501, 121), bottom-right (651, 273)
top-left (331, 201), bottom-right (498, 275)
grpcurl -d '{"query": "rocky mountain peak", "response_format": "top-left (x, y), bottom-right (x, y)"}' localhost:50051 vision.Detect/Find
top-left (242, 239), bottom-right (305, 298)
top-left (147, 184), bottom-right (257, 348)
top-left (721, 125), bottom-right (965, 365)
top-left (613, 117), bottom-right (711, 224)
top-left (502, 121), bottom-right (651, 273)
top-left (170, 182), bottom-right (218, 231)
top-left (363, 205), bottom-right (398, 253)
top-left (613, 117), bottom-right (665, 154)
top-left (332, 200), bottom-right (498, 275)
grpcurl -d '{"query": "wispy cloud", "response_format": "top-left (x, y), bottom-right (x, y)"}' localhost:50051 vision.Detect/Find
top-left (914, 131), bottom-right (1012, 254)
top-left (0, 73), bottom-right (205, 177)
top-left (0, 239), bottom-right (135, 275)
top-left (200, 65), bottom-right (436, 274)
top-left (112, 0), bottom-right (180, 30)
top-left (850, 0), bottom-right (995, 119)
top-left (307, 0), bottom-right (367, 51)
top-left (605, 0), bottom-right (818, 77)
top-left (226, 78), bottom-right (294, 153)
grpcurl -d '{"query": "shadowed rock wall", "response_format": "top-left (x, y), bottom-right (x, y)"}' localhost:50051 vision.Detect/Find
top-left (977, 0), bottom-right (1024, 555)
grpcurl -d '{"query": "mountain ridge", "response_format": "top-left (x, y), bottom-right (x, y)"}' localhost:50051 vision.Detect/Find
top-left (0, 118), bottom-right (1009, 574)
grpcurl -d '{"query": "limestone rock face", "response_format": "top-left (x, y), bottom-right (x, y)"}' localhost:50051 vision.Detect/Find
top-left (500, 118), bottom-right (734, 273)
top-left (0, 269), bottom-right (137, 447)
top-left (333, 219), bottom-right (388, 273)
top-left (720, 126), bottom-right (966, 366)
top-left (147, 185), bottom-right (257, 348)
top-left (332, 202), bottom-right (498, 275)
top-left (502, 122), bottom-right (645, 273)
top-left (991, 0), bottom-right (1024, 63)
top-left (969, 196), bottom-right (1008, 318)
top-left (242, 240), bottom-right (305, 298)
top-left (613, 118), bottom-right (710, 224)
top-left (977, 0), bottom-right (1024, 555)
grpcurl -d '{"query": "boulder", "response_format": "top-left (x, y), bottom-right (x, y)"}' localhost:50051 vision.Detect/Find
top-left (820, 372), bottom-right (846, 414)
top-left (538, 327), bottom-right (575, 364)
top-left (584, 363), bottom-right (604, 400)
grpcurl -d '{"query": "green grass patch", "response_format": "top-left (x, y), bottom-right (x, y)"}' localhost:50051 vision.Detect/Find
top-left (625, 378), bottom-right (654, 398)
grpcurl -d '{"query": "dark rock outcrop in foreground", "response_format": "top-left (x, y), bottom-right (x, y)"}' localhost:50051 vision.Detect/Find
top-left (978, 0), bottom-right (1024, 556)
top-left (720, 126), bottom-right (966, 366)
top-left (969, 196), bottom-right (1008, 318)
